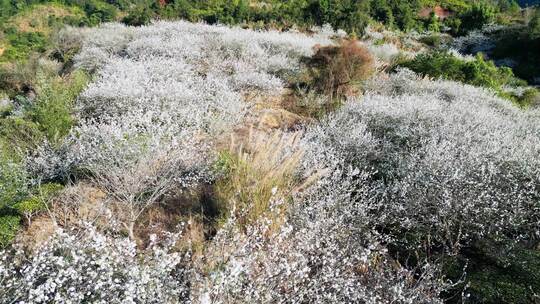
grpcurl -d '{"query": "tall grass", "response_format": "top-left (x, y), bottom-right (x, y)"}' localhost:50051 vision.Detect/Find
top-left (214, 130), bottom-right (304, 230)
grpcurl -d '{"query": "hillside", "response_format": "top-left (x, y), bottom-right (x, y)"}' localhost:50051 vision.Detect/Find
top-left (0, 1), bottom-right (539, 304)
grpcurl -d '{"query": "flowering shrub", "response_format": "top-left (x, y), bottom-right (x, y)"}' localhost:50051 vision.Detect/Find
top-left (449, 24), bottom-right (504, 55)
top-left (200, 169), bottom-right (448, 303)
top-left (27, 20), bottom-right (333, 240)
top-left (8, 20), bottom-right (539, 303)
top-left (0, 226), bottom-right (192, 303)
top-left (303, 69), bottom-right (540, 252)
top-left (75, 20), bottom-right (332, 93)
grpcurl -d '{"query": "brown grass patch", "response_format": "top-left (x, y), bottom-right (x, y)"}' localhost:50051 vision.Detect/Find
top-left (49, 183), bottom-right (111, 230)
top-left (16, 216), bottom-right (56, 254)
top-left (133, 186), bottom-right (218, 251)
top-left (214, 129), bottom-right (304, 231)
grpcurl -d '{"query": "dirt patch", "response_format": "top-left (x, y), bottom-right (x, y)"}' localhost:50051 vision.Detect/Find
top-left (16, 216), bottom-right (56, 254)
top-left (418, 6), bottom-right (454, 20)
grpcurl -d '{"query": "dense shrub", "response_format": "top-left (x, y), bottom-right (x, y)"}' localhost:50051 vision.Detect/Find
top-left (28, 69), bottom-right (89, 142)
top-left (302, 69), bottom-right (540, 299)
top-left (13, 183), bottom-right (63, 222)
top-left (0, 56), bottom-right (41, 96)
top-left (530, 7), bottom-right (540, 39)
top-left (122, 4), bottom-right (153, 26)
top-left (458, 3), bottom-right (497, 35)
top-left (0, 117), bottom-right (44, 158)
top-left (49, 26), bottom-right (91, 65)
top-left (81, 0), bottom-right (118, 25)
top-left (0, 226), bottom-right (192, 302)
top-left (305, 40), bottom-right (374, 98)
top-left (0, 155), bottom-right (28, 210)
top-left (398, 51), bottom-right (528, 100)
top-left (0, 215), bottom-right (21, 248)
top-left (1, 31), bottom-right (48, 62)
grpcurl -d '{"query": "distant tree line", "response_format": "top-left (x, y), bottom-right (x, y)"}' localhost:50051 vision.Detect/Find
top-left (0, 0), bottom-right (526, 34)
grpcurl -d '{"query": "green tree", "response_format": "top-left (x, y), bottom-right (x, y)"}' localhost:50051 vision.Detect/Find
top-left (529, 8), bottom-right (540, 40)
top-left (370, 0), bottom-right (394, 27)
top-left (459, 3), bottom-right (496, 34)
top-left (394, 2), bottom-right (416, 31)
top-left (427, 11), bottom-right (440, 32)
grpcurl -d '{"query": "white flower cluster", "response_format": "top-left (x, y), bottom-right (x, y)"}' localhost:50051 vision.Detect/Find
top-left (0, 227), bottom-right (191, 303)
top-left (303, 69), bottom-right (540, 251)
top-left (75, 20), bottom-right (332, 93)
top-left (28, 20), bottom-right (331, 204)
top-left (0, 97), bottom-right (11, 109)
top-left (362, 25), bottom-right (423, 66)
top-left (449, 24), bottom-right (506, 55)
top-left (199, 169), bottom-right (447, 303)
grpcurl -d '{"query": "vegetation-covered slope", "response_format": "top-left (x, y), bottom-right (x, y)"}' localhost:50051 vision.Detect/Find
top-left (0, 19), bottom-right (539, 303)
top-left (0, 1), bottom-right (539, 303)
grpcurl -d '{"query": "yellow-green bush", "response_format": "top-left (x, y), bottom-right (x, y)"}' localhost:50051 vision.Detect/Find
top-left (214, 132), bottom-right (303, 230)
top-left (29, 69), bottom-right (89, 143)
top-left (0, 155), bottom-right (28, 210)
top-left (14, 183), bottom-right (63, 221)
top-left (0, 215), bottom-right (21, 248)
top-left (0, 117), bottom-right (44, 159)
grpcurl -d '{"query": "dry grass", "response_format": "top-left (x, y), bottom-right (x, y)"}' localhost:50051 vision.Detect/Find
top-left (214, 129), bottom-right (304, 230)
top-left (48, 183), bottom-right (112, 230)
top-left (16, 216), bottom-right (56, 254)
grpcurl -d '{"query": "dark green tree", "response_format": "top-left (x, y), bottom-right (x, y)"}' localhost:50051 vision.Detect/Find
top-left (459, 3), bottom-right (496, 34)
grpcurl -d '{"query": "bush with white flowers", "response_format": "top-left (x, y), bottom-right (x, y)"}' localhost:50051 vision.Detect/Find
top-left (27, 20), bottom-right (333, 226)
top-left (0, 227), bottom-right (192, 304)
top-left (11, 19), bottom-right (540, 304)
top-left (303, 69), bottom-right (540, 252)
top-left (199, 168), bottom-right (448, 303)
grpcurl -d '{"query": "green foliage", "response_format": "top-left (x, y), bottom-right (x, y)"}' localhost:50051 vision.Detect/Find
top-left (0, 117), bottom-right (44, 159)
top-left (394, 2), bottom-right (417, 31)
top-left (529, 7), bottom-right (540, 39)
top-left (427, 11), bottom-right (440, 32)
top-left (371, 0), bottom-right (395, 27)
top-left (420, 33), bottom-right (442, 46)
top-left (369, 0), bottom-right (427, 31)
top-left (399, 51), bottom-right (526, 95)
top-left (0, 154), bottom-right (28, 210)
top-left (1, 31), bottom-right (48, 62)
top-left (443, 241), bottom-right (540, 304)
top-left (13, 197), bottom-right (44, 215)
top-left (513, 87), bottom-right (540, 107)
top-left (458, 3), bottom-right (497, 35)
top-left (490, 23), bottom-right (540, 83)
top-left (0, 215), bottom-right (21, 248)
top-left (28, 69), bottom-right (89, 143)
top-left (444, 16), bottom-right (462, 35)
top-left (13, 183), bottom-right (63, 217)
top-left (79, 0), bottom-right (118, 25)
top-left (122, 3), bottom-right (154, 26)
